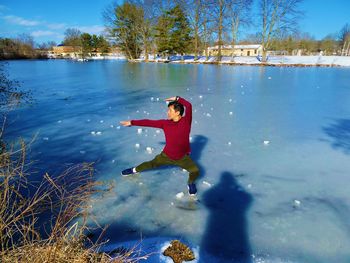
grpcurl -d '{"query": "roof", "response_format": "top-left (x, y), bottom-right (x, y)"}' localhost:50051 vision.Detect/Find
top-left (208, 44), bottom-right (262, 50)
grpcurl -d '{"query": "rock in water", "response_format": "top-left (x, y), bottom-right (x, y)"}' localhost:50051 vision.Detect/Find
top-left (163, 240), bottom-right (195, 263)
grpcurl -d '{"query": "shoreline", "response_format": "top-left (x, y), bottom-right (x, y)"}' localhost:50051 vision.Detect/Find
top-left (131, 59), bottom-right (345, 68)
top-left (3, 55), bottom-right (350, 68)
top-left (130, 55), bottom-right (350, 68)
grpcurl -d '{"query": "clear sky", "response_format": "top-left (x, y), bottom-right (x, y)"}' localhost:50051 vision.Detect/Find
top-left (0, 0), bottom-right (349, 44)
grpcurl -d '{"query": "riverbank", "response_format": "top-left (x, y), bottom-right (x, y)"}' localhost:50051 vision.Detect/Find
top-left (132, 55), bottom-right (350, 67)
top-left (7, 55), bottom-right (349, 67)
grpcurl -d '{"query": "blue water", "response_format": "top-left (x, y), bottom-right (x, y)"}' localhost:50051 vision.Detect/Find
top-left (5, 60), bottom-right (350, 262)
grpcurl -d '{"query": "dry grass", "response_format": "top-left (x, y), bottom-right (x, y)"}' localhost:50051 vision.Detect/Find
top-left (0, 139), bottom-right (149, 262)
top-left (163, 240), bottom-right (195, 263)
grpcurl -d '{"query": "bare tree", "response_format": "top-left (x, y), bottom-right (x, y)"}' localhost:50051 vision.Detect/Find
top-left (63, 28), bottom-right (82, 57)
top-left (103, 1), bottom-right (144, 60)
top-left (215, 0), bottom-right (226, 61)
top-left (176, 0), bottom-right (207, 60)
top-left (339, 24), bottom-right (350, 56)
top-left (184, 0), bottom-right (215, 61)
top-left (63, 28), bottom-right (82, 46)
top-left (126, 0), bottom-right (159, 61)
top-left (226, 0), bottom-right (252, 61)
top-left (16, 33), bottom-right (36, 58)
top-left (192, 0), bottom-right (203, 60)
top-left (202, 12), bottom-right (212, 61)
top-left (258, 0), bottom-right (303, 62)
top-left (208, 0), bottom-right (245, 62)
top-left (37, 41), bottom-right (57, 51)
top-left (319, 35), bottom-right (338, 55)
top-left (240, 33), bottom-right (262, 44)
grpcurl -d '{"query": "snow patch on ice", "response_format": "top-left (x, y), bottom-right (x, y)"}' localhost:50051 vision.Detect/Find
top-left (146, 147), bottom-right (153, 154)
top-left (203, 181), bottom-right (212, 187)
top-left (176, 192), bottom-right (184, 199)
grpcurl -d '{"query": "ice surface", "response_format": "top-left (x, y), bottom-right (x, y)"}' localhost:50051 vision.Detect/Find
top-left (6, 60), bottom-right (350, 263)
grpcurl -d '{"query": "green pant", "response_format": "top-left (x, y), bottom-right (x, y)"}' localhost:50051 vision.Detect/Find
top-left (135, 152), bottom-right (199, 184)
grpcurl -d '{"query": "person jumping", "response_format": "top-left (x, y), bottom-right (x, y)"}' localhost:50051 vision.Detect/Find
top-left (120, 96), bottom-right (199, 196)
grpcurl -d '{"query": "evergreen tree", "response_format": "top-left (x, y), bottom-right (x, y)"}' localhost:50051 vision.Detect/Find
top-left (63, 28), bottom-right (82, 47)
top-left (156, 5), bottom-right (192, 59)
top-left (170, 5), bottom-right (192, 58)
top-left (97, 36), bottom-right (110, 54)
top-left (155, 10), bottom-right (174, 56)
top-left (81, 33), bottom-right (93, 57)
top-left (91, 34), bottom-right (99, 52)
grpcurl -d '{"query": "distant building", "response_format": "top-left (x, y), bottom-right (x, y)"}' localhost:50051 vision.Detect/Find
top-left (267, 50), bottom-right (289, 56)
top-left (206, 44), bottom-right (263, 57)
top-left (52, 45), bottom-right (123, 58)
top-left (53, 45), bottom-right (82, 58)
top-left (47, 50), bottom-right (56, 58)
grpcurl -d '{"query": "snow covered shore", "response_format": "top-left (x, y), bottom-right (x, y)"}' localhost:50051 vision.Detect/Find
top-left (134, 55), bottom-right (350, 67)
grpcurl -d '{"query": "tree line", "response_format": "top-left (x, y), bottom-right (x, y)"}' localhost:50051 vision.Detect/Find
top-left (0, 34), bottom-right (56, 59)
top-left (104, 0), bottom-right (350, 62)
top-left (0, 30), bottom-right (111, 60)
top-left (242, 28), bottom-right (350, 56)
top-left (1, 0), bottom-right (349, 61)
top-left (62, 28), bottom-right (111, 57)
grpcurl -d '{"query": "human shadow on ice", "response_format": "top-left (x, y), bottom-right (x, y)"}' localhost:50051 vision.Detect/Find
top-left (323, 118), bottom-right (350, 154)
top-left (200, 171), bottom-right (253, 262)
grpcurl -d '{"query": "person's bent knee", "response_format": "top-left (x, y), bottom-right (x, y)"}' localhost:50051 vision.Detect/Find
top-left (188, 166), bottom-right (199, 175)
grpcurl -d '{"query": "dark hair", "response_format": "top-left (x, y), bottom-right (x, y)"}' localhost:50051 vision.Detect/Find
top-left (168, 101), bottom-right (184, 116)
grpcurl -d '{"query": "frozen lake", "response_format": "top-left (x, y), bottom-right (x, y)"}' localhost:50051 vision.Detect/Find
top-left (5, 60), bottom-right (350, 262)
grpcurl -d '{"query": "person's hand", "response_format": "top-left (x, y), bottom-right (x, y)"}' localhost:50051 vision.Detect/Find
top-left (120, 121), bottom-right (131, 126)
top-left (165, 96), bottom-right (177, 101)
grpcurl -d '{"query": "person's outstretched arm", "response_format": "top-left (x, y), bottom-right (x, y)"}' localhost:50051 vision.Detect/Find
top-left (120, 119), bottom-right (165, 129)
top-left (165, 96), bottom-right (192, 123)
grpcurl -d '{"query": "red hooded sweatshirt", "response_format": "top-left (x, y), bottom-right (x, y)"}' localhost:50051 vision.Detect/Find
top-left (131, 97), bottom-right (192, 160)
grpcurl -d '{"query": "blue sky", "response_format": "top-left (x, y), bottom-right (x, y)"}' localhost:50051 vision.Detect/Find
top-left (0, 0), bottom-right (115, 44)
top-left (0, 0), bottom-right (349, 44)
